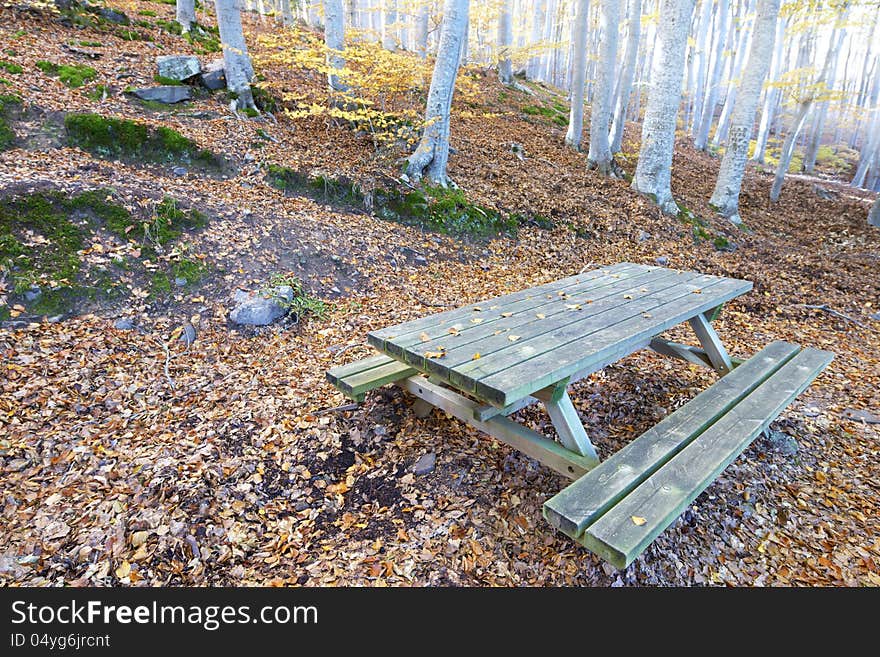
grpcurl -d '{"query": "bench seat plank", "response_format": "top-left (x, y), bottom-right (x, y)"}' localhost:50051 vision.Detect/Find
top-left (543, 340), bottom-right (802, 539)
top-left (327, 355), bottom-right (416, 400)
top-left (581, 347), bottom-right (833, 569)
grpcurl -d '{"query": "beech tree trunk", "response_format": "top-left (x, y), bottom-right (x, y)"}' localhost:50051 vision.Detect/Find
top-left (406, 0), bottom-right (470, 185)
top-left (416, 4), bottom-right (430, 58)
top-left (281, 0), bottom-right (294, 26)
top-left (610, 0), bottom-right (641, 153)
top-left (709, 0), bottom-right (781, 223)
top-left (587, 0), bottom-right (619, 173)
top-left (383, 0), bottom-right (398, 51)
top-left (694, 0), bottom-right (729, 150)
top-left (215, 0), bottom-right (256, 110)
top-left (564, 0), bottom-right (590, 150)
top-left (751, 15), bottom-right (786, 162)
top-left (632, 0), bottom-right (696, 213)
top-left (498, 1), bottom-right (513, 84)
top-left (325, 0), bottom-right (346, 92)
top-left (177, 0), bottom-right (196, 32)
top-left (870, 196), bottom-right (880, 227)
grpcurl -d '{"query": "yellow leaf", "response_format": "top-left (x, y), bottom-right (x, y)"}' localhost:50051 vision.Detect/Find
top-left (692, 289), bottom-right (702, 294)
top-left (115, 561), bottom-right (131, 578)
top-left (623, 294), bottom-right (633, 300)
top-left (565, 304), bottom-right (581, 310)
top-left (420, 332), bottom-right (430, 342)
top-left (631, 516), bottom-right (647, 526)
top-left (448, 326), bottom-right (460, 335)
top-left (642, 313), bottom-right (652, 319)
top-left (472, 352), bottom-right (481, 360)
top-left (170, 327), bottom-right (183, 341)
top-left (501, 312), bottom-right (513, 317)
top-left (471, 318), bottom-right (483, 324)
top-left (508, 335), bottom-right (520, 342)
top-left (473, 306), bottom-right (482, 312)
top-left (536, 313), bottom-right (545, 319)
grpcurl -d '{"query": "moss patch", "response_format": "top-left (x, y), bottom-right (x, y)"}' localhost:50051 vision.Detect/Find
top-left (266, 165), bottom-right (365, 208)
top-left (0, 93), bottom-right (21, 151)
top-left (0, 61), bottom-right (23, 75)
top-left (36, 61), bottom-right (98, 88)
top-left (64, 113), bottom-right (223, 169)
top-left (522, 103), bottom-right (568, 128)
top-left (145, 196), bottom-right (208, 246)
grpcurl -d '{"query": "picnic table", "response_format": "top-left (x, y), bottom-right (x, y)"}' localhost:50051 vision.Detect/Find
top-left (327, 262), bottom-right (833, 568)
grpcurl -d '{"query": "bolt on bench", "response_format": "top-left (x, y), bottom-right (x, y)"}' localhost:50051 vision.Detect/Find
top-left (326, 263), bottom-right (833, 568)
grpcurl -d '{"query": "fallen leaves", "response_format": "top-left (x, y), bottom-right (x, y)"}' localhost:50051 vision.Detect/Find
top-left (508, 335), bottom-right (521, 342)
top-left (631, 516), bottom-right (647, 526)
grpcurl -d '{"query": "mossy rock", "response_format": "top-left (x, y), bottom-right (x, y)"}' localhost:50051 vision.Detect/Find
top-left (0, 93), bottom-right (22, 150)
top-left (64, 112), bottom-right (225, 170)
top-left (36, 61), bottom-right (97, 88)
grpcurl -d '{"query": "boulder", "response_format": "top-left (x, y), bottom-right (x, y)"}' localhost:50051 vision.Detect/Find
top-left (199, 59), bottom-right (226, 91)
top-left (412, 452), bottom-right (436, 476)
top-left (99, 7), bottom-right (129, 24)
top-left (156, 55), bottom-right (201, 82)
top-left (229, 285), bottom-right (294, 326)
top-left (129, 86), bottom-right (192, 104)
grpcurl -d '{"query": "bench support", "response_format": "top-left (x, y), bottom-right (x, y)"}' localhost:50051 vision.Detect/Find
top-left (532, 386), bottom-right (599, 461)
top-left (399, 376), bottom-right (598, 479)
top-left (688, 313), bottom-right (733, 375)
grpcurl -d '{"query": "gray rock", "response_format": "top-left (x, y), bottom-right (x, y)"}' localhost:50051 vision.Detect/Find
top-left (113, 317), bottom-right (136, 330)
top-left (99, 7), bottom-right (129, 24)
top-left (228, 285), bottom-right (294, 326)
top-left (156, 55), bottom-right (201, 82)
top-left (841, 408), bottom-right (880, 424)
top-left (412, 452), bottom-right (436, 476)
top-left (174, 277), bottom-right (187, 287)
top-left (199, 59), bottom-right (226, 90)
top-left (23, 287), bottom-right (41, 302)
top-left (764, 429), bottom-right (798, 456)
top-left (414, 255), bottom-right (428, 265)
top-left (655, 256), bottom-right (669, 266)
top-left (172, 166), bottom-right (188, 177)
top-left (637, 230), bottom-right (651, 242)
top-left (130, 86), bottom-right (191, 104)
top-left (871, 312), bottom-right (880, 321)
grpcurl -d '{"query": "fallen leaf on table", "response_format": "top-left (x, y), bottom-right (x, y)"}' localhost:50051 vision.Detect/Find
top-left (536, 313), bottom-right (545, 319)
top-left (508, 335), bottom-right (520, 342)
top-left (631, 516), bottom-right (647, 526)
top-left (472, 353), bottom-right (481, 360)
top-left (501, 312), bottom-right (513, 317)
top-left (420, 332), bottom-right (430, 342)
top-left (448, 326), bottom-right (460, 335)
top-left (623, 294), bottom-right (633, 300)
top-left (471, 318), bottom-right (483, 324)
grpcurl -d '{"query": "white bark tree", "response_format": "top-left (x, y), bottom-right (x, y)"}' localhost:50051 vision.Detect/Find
top-left (852, 67), bottom-right (880, 188)
top-left (709, 0), bottom-right (781, 223)
top-left (632, 0), bottom-right (696, 213)
top-left (416, 4), bottom-right (430, 58)
top-left (587, 0), bottom-right (620, 173)
top-left (712, 0), bottom-right (755, 148)
top-left (176, 0), bottom-right (196, 33)
top-left (694, 0), bottom-right (729, 150)
top-left (383, 0), bottom-right (398, 51)
top-left (870, 195), bottom-right (880, 227)
top-left (770, 9), bottom-right (849, 202)
top-left (324, 0), bottom-right (347, 92)
top-left (565, 0), bottom-right (590, 150)
top-left (498, 1), bottom-right (513, 84)
top-left (751, 14), bottom-right (786, 163)
top-left (610, 0), bottom-right (641, 154)
top-left (215, 0), bottom-right (256, 110)
top-left (406, 0), bottom-right (470, 185)
top-left (281, 0), bottom-right (295, 26)
top-left (688, 0), bottom-right (713, 135)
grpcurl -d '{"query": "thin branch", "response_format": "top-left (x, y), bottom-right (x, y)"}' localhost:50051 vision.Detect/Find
top-left (798, 304), bottom-right (877, 332)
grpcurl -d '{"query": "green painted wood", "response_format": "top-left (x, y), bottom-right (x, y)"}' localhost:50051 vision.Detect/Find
top-left (401, 269), bottom-right (692, 376)
top-left (326, 352), bottom-right (396, 385)
top-left (474, 276), bottom-right (752, 406)
top-left (581, 347), bottom-right (834, 569)
top-left (542, 391), bottom-right (598, 459)
top-left (330, 358), bottom-right (417, 400)
top-left (369, 264), bottom-right (658, 357)
top-left (368, 262), bottom-right (639, 349)
top-left (648, 338), bottom-right (715, 369)
top-left (688, 312), bottom-right (733, 374)
top-left (542, 341), bottom-right (802, 539)
top-left (473, 395), bottom-right (537, 421)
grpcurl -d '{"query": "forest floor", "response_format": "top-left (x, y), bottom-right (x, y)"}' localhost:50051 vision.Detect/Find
top-left (0, 3), bottom-right (878, 587)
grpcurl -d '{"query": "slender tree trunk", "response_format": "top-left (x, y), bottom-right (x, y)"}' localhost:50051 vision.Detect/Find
top-left (610, 0), bottom-right (641, 153)
top-left (417, 4), bottom-right (430, 58)
top-left (802, 28), bottom-right (847, 173)
top-left (177, 0), bottom-right (196, 32)
top-left (751, 14), bottom-right (786, 162)
top-left (281, 0), bottom-right (294, 26)
top-left (688, 0), bottom-right (712, 136)
top-left (406, 0), bottom-right (469, 185)
top-left (632, 0), bottom-right (696, 213)
top-left (498, 1), bottom-right (513, 84)
top-left (587, 0), bottom-right (619, 173)
top-left (383, 0), bottom-right (398, 50)
top-left (709, 0), bottom-right (780, 223)
top-left (324, 0), bottom-right (346, 92)
top-left (712, 0), bottom-right (754, 147)
top-left (529, 0), bottom-right (546, 79)
top-left (565, 0), bottom-right (590, 150)
top-left (215, 0), bottom-right (255, 110)
top-left (694, 0), bottom-right (729, 150)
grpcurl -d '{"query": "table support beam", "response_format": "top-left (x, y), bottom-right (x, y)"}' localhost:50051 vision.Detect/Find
top-left (688, 313), bottom-right (733, 375)
top-left (399, 376), bottom-right (597, 479)
top-left (532, 388), bottom-right (599, 461)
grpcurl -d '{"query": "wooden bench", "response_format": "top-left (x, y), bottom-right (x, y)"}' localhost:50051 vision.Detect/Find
top-left (326, 353), bottom-right (416, 402)
top-left (542, 340), bottom-right (833, 569)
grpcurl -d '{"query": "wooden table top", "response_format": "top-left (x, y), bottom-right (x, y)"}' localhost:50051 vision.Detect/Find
top-left (368, 263), bottom-right (753, 407)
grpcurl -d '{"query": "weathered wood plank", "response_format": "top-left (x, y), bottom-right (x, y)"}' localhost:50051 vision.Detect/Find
top-left (541, 391), bottom-right (598, 460)
top-left (398, 376), bottom-right (598, 478)
top-left (371, 264), bottom-right (659, 358)
top-left (688, 313), bottom-right (733, 374)
top-left (473, 395), bottom-right (538, 421)
top-left (326, 352), bottom-right (394, 385)
top-left (648, 338), bottom-right (714, 369)
top-left (403, 269), bottom-right (692, 376)
top-left (581, 347), bottom-right (833, 569)
top-left (368, 262), bottom-right (639, 349)
top-left (475, 277), bottom-right (752, 406)
top-left (542, 341), bottom-right (802, 539)
top-left (332, 359), bottom-right (417, 400)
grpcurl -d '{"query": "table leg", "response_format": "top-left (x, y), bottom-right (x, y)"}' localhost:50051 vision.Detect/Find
top-left (532, 388), bottom-right (599, 462)
top-left (688, 313), bottom-right (733, 375)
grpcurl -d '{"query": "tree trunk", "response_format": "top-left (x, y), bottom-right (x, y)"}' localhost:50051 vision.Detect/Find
top-left (382, 0), bottom-right (398, 51)
top-left (406, 0), bottom-right (470, 185)
top-left (852, 69), bottom-right (880, 188)
top-left (709, 0), bottom-right (780, 223)
top-left (869, 196), bottom-right (880, 227)
top-left (802, 27), bottom-right (847, 173)
top-left (711, 0), bottom-right (754, 148)
top-left (325, 0), bottom-right (346, 92)
top-left (610, 0), bottom-right (641, 153)
top-left (769, 101), bottom-right (810, 202)
top-left (587, 0), bottom-right (619, 173)
top-left (281, 0), bottom-right (294, 26)
top-left (498, 1), bottom-right (513, 84)
top-left (632, 0), bottom-right (695, 214)
top-left (565, 0), bottom-right (590, 150)
top-left (751, 14), bottom-right (786, 162)
top-left (416, 4), bottom-right (430, 58)
top-left (215, 0), bottom-right (256, 110)
top-left (694, 0), bottom-right (729, 150)
top-left (528, 0), bottom-right (546, 79)
top-left (688, 0), bottom-right (713, 136)
top-left (177, 0), bottom-right (196, 32)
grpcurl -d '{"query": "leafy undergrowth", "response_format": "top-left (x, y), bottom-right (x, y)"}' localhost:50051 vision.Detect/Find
top-left (0, 3), bottom-right (878, 589)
